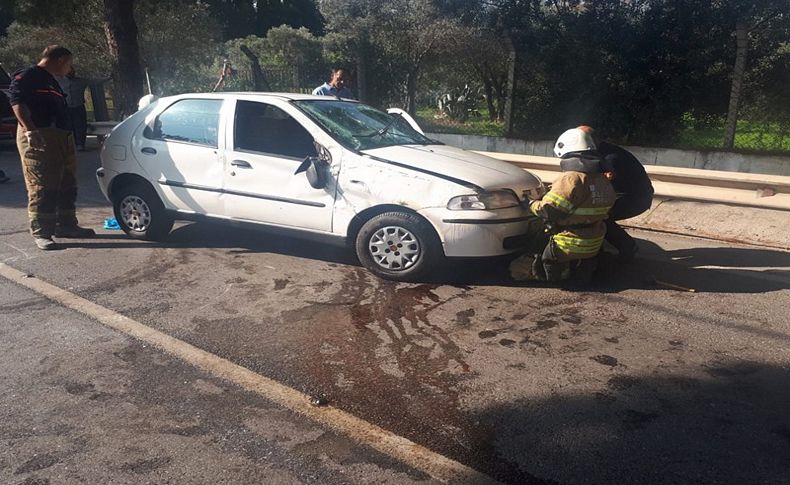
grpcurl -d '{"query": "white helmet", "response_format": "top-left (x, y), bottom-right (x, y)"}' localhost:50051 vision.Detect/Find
top-left (554, 128), bottom-right (596, 158)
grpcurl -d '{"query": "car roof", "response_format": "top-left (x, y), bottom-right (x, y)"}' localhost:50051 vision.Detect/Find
top-left (165, 92), bottom-right (357, 102)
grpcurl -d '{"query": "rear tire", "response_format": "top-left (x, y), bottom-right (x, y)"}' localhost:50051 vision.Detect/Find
top-left (113, 182), bottom-right (174, 241)
top-left (355, 211), bottom-right (442, 282)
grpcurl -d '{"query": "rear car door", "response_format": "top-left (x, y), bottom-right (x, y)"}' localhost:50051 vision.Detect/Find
top-left (222, 99), bottom-right (335, 231)
top-left (133, 98), bottom-right (225, 216)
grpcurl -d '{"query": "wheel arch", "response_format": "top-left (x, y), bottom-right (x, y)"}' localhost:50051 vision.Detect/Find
top-left (107, 173), bottom-right (158, 203)
top-left (346, 204), bottom-right (444, 252)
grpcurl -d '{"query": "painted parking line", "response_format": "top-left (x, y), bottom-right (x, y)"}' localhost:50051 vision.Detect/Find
top-left (0, 262), bottom-right (498, 484)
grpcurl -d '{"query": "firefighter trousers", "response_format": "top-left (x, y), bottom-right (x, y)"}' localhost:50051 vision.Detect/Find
top-left (16, 127), bottom-right (79, 237)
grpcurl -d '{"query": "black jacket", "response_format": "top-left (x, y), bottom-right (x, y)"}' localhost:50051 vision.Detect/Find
top-left (598, 141), bottom-right (653, 199)
top-left (8, 66), bottom-right (71, 130)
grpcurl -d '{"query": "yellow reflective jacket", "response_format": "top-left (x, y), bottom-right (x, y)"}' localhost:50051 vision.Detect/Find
top-left (529, 170), bottom-right (616, 260)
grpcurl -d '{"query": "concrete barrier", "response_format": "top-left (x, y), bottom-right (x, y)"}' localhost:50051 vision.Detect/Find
top-left (428, 132), bottom-right (790, 177)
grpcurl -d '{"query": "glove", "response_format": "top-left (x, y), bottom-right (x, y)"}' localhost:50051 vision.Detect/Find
top-left (25, 130), bottom-right (46, 150)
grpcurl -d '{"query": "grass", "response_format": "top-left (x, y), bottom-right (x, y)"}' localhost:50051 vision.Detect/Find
top-left (414, 107), bottom-right (505, 137)
top-left (415, 107), bottom-right (789, 154)
top-left (676, 119), bottom-right (790, 153)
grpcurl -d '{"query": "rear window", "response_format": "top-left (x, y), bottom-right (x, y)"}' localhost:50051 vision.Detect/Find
top-left (145, 99), bottom-right (222, 147)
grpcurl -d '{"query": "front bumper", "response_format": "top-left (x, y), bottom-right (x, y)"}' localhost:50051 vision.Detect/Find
top-left (420, 207), bottom-right (534, 257)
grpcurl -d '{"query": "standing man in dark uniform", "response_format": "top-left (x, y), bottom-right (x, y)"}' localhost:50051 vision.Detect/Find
top-left (9, 45), bottom-right (95, 250)
top-left (578, 125), bottom-right (653, 261)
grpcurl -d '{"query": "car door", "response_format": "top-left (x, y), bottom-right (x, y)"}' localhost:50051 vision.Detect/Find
top-left (133, 98), bottom-right (225, 215)
top-left (223, 99), bottom-right (335, 231)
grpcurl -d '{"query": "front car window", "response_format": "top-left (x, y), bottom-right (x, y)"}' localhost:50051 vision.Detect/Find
top-left (234, 100), bottom-right (317, 159)
top-left (145, 99), bottom-right (222, 147)
top-left (292, 100), bottom-right (433, 151)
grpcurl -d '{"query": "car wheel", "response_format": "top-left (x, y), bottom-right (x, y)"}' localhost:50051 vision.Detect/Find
top-left (113, 182), bottom-right (174, 241)
top-left (355, 211), bottom-right (442, 282)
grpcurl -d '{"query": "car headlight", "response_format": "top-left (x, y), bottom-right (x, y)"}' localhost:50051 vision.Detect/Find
top-left (447, 190), bottom-right (520, 210)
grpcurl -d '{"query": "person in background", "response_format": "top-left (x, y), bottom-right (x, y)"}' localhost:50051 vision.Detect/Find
top-left (56, 67), bottom-right (110, 151)
top-left (577, 125), bottom-right (654, 262)
top-left (312, 68), bottom-right (353, 99)
top-left (9, 45), bottom-right (95, 250)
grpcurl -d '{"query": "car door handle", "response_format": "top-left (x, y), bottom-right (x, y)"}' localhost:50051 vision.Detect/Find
top-left (231, 159), bottom-right (252, 169)
top-left (141, 147), bottom-right (157, 155)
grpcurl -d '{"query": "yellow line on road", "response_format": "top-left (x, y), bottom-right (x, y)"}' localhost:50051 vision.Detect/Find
top-left (0, 262), bottom-right (497, 484)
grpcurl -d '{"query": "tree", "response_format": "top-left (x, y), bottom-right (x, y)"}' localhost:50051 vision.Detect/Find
top-left (103, 0), bottom-right (143, 117)
top-left (321, 0), bottom-right (459, 113)
top-left (721, 2), bottom-right (786, 149)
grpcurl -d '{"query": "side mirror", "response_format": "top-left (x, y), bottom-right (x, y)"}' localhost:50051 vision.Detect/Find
top-left (294, 143), bottom-right (332, 189)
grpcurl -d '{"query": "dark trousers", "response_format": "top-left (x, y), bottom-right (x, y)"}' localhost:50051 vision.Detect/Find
top-left (17, 128), bottom-right (79, 237)
top-left (540, 240), bottom-right (598, 284)
top-left (68, 105), bottom-right (88, 147)
top-left (605, 195), bottom-right (653, 254)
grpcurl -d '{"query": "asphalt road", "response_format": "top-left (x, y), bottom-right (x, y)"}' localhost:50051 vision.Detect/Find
top-left (2, 144), bottom-right (790, 484)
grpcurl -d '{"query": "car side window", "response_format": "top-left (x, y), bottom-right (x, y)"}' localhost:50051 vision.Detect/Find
top-left (234, 100), bottom-right (317, 159)
top-left (145, 99), bottom-right (222, 147)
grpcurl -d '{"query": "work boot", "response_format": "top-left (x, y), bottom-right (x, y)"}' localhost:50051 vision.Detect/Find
top-left (54, 225), bottom-right (96, 238)
top-left (34, 237), bottom-right (58, 251)
top-left (510, 254), bottom-right (544, 281)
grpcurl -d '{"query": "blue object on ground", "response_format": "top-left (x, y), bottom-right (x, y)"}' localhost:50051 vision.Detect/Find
top-left (103, 217), bottom-right (120, 230)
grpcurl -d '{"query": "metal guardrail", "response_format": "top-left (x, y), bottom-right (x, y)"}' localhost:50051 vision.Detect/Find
top-left (477, 151), bottom-right (790, 211)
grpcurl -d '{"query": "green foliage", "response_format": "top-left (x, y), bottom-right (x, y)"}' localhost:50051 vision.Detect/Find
top-left (416, 107), bottom-right (505, 137)
top-left (222, 26), bottom-right (327, 91)
top-left (137, 0), bottom-right (222, 95)
top-left (0, 0), bottom-right (108, 77)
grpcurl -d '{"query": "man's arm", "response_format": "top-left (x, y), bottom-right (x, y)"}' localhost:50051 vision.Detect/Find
top-left (12, 103), bottom-right (46, 149)
top-left (12, 103), bottom-right (36, 132)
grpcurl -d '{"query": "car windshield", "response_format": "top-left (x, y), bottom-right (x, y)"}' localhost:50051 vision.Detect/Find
top-left (292, 100), bottom-right (434, 151)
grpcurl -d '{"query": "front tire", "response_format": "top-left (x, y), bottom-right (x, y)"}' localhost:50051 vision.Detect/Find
top-left (355, 211), bottom-right (442, 282)
top-left (113, 182), bottom-right (174, 241)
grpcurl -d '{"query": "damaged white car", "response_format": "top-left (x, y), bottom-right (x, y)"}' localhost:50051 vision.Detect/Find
top-left (97, 93), bottom-right (545, 281)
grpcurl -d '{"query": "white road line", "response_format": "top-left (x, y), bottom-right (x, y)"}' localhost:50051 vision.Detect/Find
top-left (0, 262), bottom-right (497, 484)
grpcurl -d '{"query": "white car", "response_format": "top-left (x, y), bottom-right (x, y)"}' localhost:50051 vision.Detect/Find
top-left (97, 93), bottom-right (544, 281)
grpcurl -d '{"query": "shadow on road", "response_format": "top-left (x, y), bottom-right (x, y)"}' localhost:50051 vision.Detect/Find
top-left (47, 224), bottom-right (790, 294)
top-left (476, 361), bottom-right (790, 484)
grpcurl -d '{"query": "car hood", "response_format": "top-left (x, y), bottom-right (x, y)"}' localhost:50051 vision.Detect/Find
top-left (361, 144), bottom-right (542, 193)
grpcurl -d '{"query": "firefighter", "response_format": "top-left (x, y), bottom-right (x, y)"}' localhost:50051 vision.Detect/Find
top-left (511, 128), bottom-right (617, 285)
top-left (9, 45), bottom-right (95, 250)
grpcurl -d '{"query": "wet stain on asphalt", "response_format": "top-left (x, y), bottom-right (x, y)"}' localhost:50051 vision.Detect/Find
top-left (120, 456), bottom-right (172, 474)
top-left (14, 454), bottom-right (60, 475)
top-left (535, 320), bottom-right (559, 331)
top-left (273, 278), bottom-right (289, 291)
top-left (273, 268), bottom-right (536, 482)
top-left (590, 355), bottom-right (619, 367)
top-left (64, 382), bottom-right (95, 395)
top-left (455, 308), bottom-right (475, 325)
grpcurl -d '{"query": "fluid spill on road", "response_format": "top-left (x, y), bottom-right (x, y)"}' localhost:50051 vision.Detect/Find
top-left (277, 268), bottom-right (533, 482)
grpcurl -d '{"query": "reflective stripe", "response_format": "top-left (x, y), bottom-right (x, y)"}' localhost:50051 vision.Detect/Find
top-left (544, 192), bottom-right (574, 212)
top-left (573, 206), bottom-right (612, 216)
top-left (553, 235), bottom-right (604, 255)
